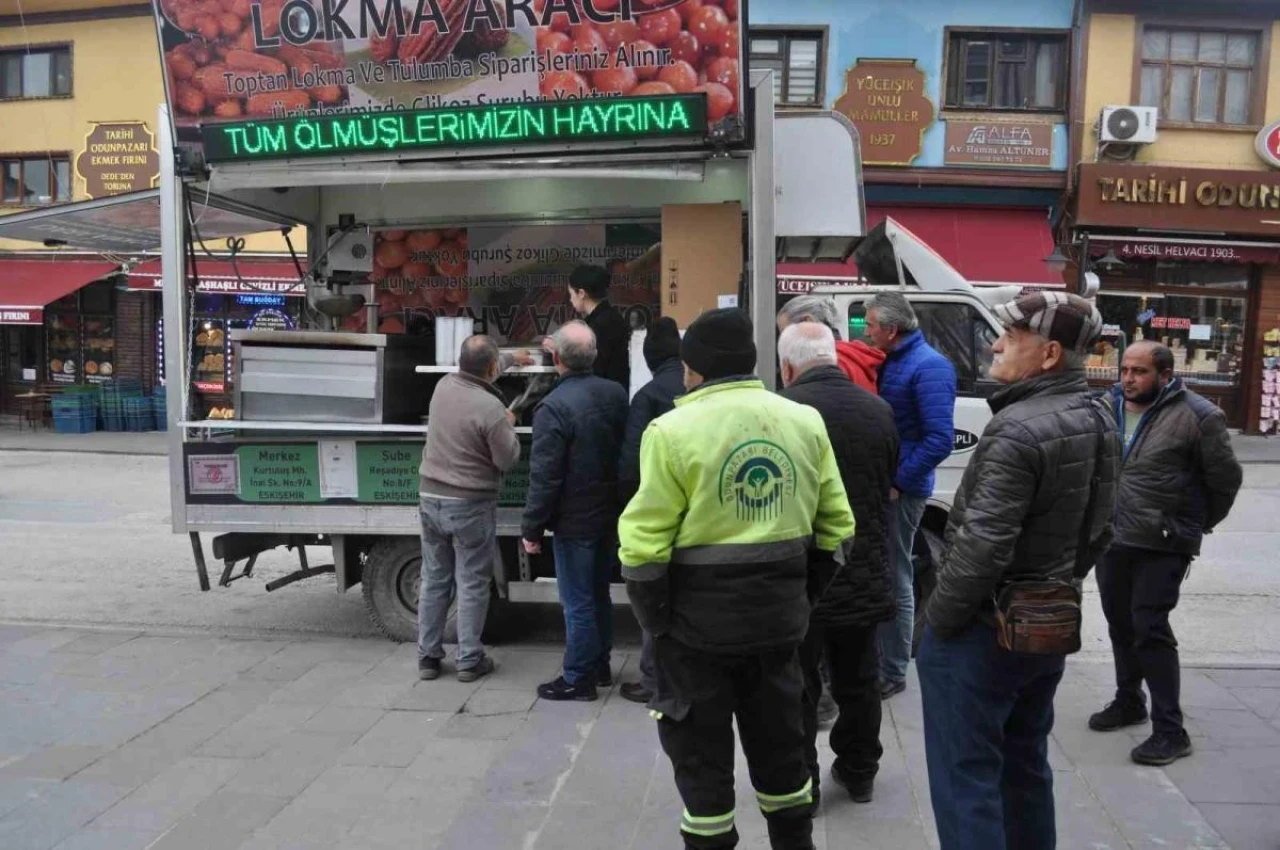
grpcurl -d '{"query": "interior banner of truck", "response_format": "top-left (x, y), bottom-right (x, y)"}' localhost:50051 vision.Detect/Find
top-left (152, 0), bottom-right (746, 144)
top-left (339, 220), bottom-right (661, 343)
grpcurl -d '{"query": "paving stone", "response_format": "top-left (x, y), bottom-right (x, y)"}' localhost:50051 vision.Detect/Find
top-left (435, 711), bottom-right (526, 741)
top-left (401, 738), bottom-right (505, 787)
top-left (0, 746), bottom-right (110, 781)
top-left (532, 801), bottom-right (639, 850)
top-left (1185, 705), bottom-right (1280, 747)
top-left (479, 650), bottom-right (566, 691)
top-left (555, 704), bottom-right (658, 806)
top-left (0, 780), bottom-right (131, 850)
top-left (50, 827), bottom-right (164, 850)
top-left (3, 631), bottom-right (88, 657)
top-left (47, 634), bottom-right (145, 657)
top-left (267, 663), bottom-right (383, 706)
top-left (1164, 745), bottom-right (1280, 805)
top-left (229, 732), bottom-right (363, 798)
top-left (145, 791), bottom-right (291, 850)
top-left (343, 780), bottom-right (477, 848)
top-left (1077, 763), bottom-right (1227, 847)
top-left (300, 706), bottom-right (385, 737)
top-left (0, 779), bottom-right (54, 819)
top-left (337, 712), bottom-right (450, 767)
top-left (1181, 670), bottom-right (1252, 710)
top-left (1052, 770), bottom-right (1130, 849)
top-left (327, 677), bottom-right (416, 711)
top-left (1204, 668), bottom-right (1280, 689)
top-left (1230, 687), bottom-right (1280, 721)
top-left (90, 756), bottom-right (249, 833)
top-left (435, 800), bottom-right (550, 850)
top-left (166, 683), bottom-right (280, 730)
top-left (1196, 802), bottom-right (1280, 850)
top-left (481, 710), bottom-right (596, 805)
top-left (390, 679), bottom-right (481, 713)
top-left (196, 702), bottom-right (324, 759)
top-left (461, 688), bottom-right (537, 717)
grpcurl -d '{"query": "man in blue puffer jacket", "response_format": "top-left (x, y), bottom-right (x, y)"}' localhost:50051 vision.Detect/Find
top-left (864, 292), bottom-right (957, 699)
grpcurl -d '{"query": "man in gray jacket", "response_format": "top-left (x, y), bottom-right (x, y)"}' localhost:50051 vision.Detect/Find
top-left (1089, 341), bottom-right (1242, 766)
top-left (919, 293), bottom-right (1119, 850)
top-left (417, 335), bottom-right (521, 683)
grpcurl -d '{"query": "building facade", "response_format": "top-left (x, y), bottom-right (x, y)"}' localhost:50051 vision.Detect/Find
top-left (755, 0), bottom-right (1073, 295)
top-left (1070, 0), bottom-right (1280, 432)
top-left (0, 0), bottom-right (299, 418)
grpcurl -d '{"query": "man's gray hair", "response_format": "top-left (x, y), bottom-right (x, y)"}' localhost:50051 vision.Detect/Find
top-left (778, 322), bottom-right (837, 371)
top-left (866, 291), bottom-right (919, 333)
top-left (553, 320), bottom-right (598, 372)
top-left (777, 295), bottom-right (840, 333)
top-left (457, 334), bottom-right (500, 378)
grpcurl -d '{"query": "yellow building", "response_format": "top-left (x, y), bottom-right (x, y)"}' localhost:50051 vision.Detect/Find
top-left (0, 0), bottom-right (301, 417)
top-left (1070, 0), bottom-right (1280, 433)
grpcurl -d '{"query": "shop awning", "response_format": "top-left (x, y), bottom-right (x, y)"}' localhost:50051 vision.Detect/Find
top-left (777, 206), bottom-right (1064, 292)
top-left (0, 259), bottom-right (120, 325)
top-left (128, 258), bottom-right (306, 296)
top-left (0, 188), bottom-right (298, 253)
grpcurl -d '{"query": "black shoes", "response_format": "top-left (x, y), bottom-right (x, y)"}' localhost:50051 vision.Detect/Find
top-left (457, 656), bottom-right (495, 683)
top-left (1088, 699), bottom-right (1149, 732)
top-left (831, 767), bottom-right (874, 803)
top-left (597, 664), bottom-right (613, 688)
top-left (880, 679), bottom-right (906, 701)
top-left (418, 657), bottom-right (442, 681)
top-left (620, 682), bottom-right (652, 704)
top-left (538, 675), bottom-right (598, 702)
top-left (1131, 731), bottom-right (1193, 766)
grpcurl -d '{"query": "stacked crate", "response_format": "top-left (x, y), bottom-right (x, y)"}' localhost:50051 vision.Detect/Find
top-left (98, 379), bottom-right (144, 432)
top-left (51, 394), bottom-right (97, 434)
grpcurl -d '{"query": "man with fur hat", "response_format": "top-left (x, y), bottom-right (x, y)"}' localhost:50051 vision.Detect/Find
top-left (618, 308), bottom-right (856, 850)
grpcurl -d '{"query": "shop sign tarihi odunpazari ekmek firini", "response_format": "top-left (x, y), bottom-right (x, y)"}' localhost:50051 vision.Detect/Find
top-left (1077, 163), bottom-right (1280, 237)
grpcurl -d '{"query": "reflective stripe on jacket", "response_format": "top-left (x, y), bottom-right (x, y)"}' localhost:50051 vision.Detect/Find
top-left (618, 377), bottom-right (856, 653)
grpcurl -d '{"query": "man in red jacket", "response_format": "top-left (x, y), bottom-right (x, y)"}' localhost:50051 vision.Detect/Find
top-left (777, 295), bottom-right (885, 393)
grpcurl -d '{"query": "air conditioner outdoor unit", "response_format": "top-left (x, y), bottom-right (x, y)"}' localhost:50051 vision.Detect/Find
top-left (1100, 105), bottom-right (1159, 144)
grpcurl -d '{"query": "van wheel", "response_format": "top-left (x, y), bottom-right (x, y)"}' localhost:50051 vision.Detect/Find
top-left (361, 536), bottom-right (507, 644)
top-left (911, 526), bottom-right (945, 658)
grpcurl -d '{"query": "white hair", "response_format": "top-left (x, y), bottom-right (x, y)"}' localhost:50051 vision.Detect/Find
top-left (778, 322), bottom-right (837, 372)
top-left (777, 295), bottom-right (840, 332)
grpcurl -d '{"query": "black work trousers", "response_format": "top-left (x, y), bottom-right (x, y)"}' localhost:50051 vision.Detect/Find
top-left (1096, 545), bottom-right (1191, 737)
top-left (653, 637), bottom-right (814, 850)
top-left (799, 623), bottom-right (882, 796)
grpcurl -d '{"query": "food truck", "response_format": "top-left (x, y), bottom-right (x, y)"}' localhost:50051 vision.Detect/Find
top-left (0, 0), bottom-right (881, 641)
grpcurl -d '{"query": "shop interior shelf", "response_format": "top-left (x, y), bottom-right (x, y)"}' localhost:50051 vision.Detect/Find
top-left (415, 365), bottom-right (557, 374)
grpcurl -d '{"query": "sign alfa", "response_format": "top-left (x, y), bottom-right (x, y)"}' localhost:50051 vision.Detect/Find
top-left (201, 94), bottom-right (708, 163)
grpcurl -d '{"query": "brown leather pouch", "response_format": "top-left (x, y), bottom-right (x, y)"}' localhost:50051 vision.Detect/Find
top-left (993, 580), bottom-right (1082, 656)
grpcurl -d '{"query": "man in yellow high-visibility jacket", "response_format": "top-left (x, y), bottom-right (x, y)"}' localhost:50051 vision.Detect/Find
top-left (619, 308), bottom-right (856, 850)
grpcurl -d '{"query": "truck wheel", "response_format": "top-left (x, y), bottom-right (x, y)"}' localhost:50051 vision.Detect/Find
top-left (362, 537), bottom-right (422, 643)
top-left (361, 536), bottom-right (507, 644)
top-left (911, 525), bottom-right (945, 658)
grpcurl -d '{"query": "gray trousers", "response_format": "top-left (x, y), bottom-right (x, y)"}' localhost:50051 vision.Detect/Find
top-left (418, 496), bottom-right (496, 669)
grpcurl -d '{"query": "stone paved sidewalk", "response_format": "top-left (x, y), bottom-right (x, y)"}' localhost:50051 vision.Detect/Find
top-left (1, 624), bottom-right (1277, 850)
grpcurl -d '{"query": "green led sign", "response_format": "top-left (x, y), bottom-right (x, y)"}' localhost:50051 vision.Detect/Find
top-left (201, 94), bottom-right (708, 163)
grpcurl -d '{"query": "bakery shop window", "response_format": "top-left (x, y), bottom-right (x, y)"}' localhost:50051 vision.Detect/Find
top-left (45, 279), bottom-right (116, 385)
top-left (1094, 262), bottom-right (1250, 424)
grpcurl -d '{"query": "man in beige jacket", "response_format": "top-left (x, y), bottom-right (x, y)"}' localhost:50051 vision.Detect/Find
top-left (417, 335), bottom-right (521, 682)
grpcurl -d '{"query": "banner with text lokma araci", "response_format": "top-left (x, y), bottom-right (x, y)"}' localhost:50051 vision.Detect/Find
top-left (151, 0), bottom-right (745, 142)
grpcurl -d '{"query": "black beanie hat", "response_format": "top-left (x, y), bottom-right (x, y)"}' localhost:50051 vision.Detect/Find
top-left (644, 316), bottom-right (681, 371)
top-left (681, 308), bottom-right (756, 381)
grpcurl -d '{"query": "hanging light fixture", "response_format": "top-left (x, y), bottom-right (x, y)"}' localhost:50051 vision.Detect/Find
top-left (1043, 244), bottom-right (1072, 275)
top-left (1095, 247), bottom-right (1127, 272)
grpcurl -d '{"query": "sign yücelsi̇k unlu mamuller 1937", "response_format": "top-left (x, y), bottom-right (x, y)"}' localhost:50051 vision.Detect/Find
top-left (200, 93), bottom-right (707, 161)
top-left (153, 0), bottom-right (745, 141)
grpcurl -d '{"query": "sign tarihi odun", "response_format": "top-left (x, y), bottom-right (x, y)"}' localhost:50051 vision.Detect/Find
top-left (833, 59), bottom-right (935, 166)
top-left (75, 122), bottom-right (160, 199)
top-left (201, 93), bottom-right (706, 162)
top-left (1077, 164), bottom-right (1280, 237)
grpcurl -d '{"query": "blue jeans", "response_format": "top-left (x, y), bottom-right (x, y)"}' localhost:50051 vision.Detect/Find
top-left (418, 497), bottom-right (496, 670)
top-left (877, 493), bottom-right (928, 684)
top-left (918, 625), bottom-right (1065, 850)
top-left (553, 535), bottom-right (615, 686)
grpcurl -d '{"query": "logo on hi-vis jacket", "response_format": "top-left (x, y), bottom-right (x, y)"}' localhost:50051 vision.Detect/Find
top-left (718, 440), bottom-right (798, 522)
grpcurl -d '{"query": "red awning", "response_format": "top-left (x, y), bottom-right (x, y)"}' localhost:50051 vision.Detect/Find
top-left (0, 260), bottom-right (120, 325)
top-left (777, 206), bottom-right (1064, 290)
top-left (129, 258), bottom-right (307, 296)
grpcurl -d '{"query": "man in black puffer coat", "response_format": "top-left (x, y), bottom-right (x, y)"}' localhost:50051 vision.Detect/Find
top-left (778, 322), bottom-right (898, 804)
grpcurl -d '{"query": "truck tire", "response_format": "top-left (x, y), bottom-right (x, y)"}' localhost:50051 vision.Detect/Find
top-left (361, 536), bottom-right (507, 644)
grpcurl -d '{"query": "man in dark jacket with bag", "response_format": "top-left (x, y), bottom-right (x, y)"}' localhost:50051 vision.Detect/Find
top-left (617, 316), bottom-right (684, 704)
top-left (522, 320), bottom-right (629, 702)
top-left (777, 322), bottom-right (898, 805)
top-left (1089, 341), bottom-right (1242, 766)
top-left (918, 293), bottom-right (1119, 850)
